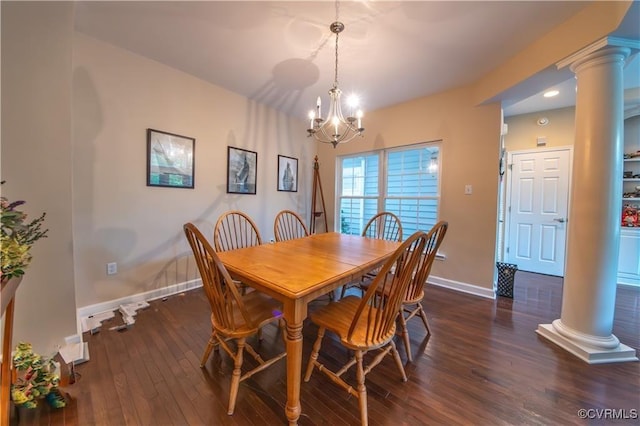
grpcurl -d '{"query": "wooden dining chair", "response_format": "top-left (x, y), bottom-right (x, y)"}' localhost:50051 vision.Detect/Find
top-left (361, 211), bottom-right (403, 241)
top-left (213, 210), bottom-right (263, 252)
top-left (366, 221), bottom-right (448, 361)
top-left (304, 231), bottom-right (429, 426)
top-left (274, 209), bottom-right (309, 242)
top-left (183, 223), bottom-right (286, 415)
top-left (340, 211), bottom-right (403, 299)
top-left (214, 211), bottom-right (262, 294)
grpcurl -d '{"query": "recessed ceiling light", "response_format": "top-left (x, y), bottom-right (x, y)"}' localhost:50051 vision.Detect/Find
top-left (544, 90), bottom-right (559, 98)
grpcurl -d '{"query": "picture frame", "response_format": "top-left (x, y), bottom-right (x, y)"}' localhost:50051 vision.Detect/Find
top-left (227, 146), bottom-right (257, 194)
top-left (147, 128), bottom-right (195, 189)
top-left (277, 155), bottom-right (298, 192)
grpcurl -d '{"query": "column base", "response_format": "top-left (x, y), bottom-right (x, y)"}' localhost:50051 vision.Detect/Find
top-left (537, 323), bottom-right (638, 364)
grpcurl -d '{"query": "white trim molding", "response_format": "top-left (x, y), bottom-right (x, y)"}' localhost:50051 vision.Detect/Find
top-left (76, 278), bottom-right (203, 336)
top-left (427, 276), bottom-right (496, 299)
top-left (537, 323), bottom-right (638, 364)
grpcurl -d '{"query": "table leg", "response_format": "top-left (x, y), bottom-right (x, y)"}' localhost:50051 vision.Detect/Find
top-left (284, 301), bottom-right (306, 425)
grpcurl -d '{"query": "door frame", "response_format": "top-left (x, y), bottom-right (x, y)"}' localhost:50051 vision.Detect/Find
top-left (501, 145), bottom-right (574, 276)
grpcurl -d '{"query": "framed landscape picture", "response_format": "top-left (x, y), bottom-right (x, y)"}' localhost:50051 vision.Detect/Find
top-left (277, 155), bottom-right (298, 192)
top-left (147, 128), bottom-right (195, 189)
top-left (227, 146), bottom-right (257, 194)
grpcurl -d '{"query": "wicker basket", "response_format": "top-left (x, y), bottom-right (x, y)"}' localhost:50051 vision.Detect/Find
top-left (496, 262), bottom-right (518, 298)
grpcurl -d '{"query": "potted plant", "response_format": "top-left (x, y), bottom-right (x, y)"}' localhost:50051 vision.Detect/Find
top-left (1, 181), bottom-right (48, 283)
top-left (10, 342), bottom-right (66, 409)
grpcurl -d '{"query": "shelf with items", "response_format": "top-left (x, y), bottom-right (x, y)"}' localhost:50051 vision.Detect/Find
top-left (622, 155), bottom-right (640, 228)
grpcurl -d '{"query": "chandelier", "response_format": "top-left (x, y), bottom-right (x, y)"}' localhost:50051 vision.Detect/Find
top-left (307, 15), bottom-right (364, 148)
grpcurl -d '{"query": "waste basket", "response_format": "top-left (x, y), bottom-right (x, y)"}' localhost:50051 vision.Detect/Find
top-left (496, 262), bottom-right (518, 298)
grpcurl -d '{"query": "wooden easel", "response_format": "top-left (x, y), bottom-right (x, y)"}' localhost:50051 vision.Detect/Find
top-left (310, 156), bottom-right (328, 234)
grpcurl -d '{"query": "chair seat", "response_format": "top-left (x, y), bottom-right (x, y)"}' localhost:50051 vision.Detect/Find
top-left (213, 291), bottom-right (282, 339)
top-left (310, 296), bottom-right (396, 351)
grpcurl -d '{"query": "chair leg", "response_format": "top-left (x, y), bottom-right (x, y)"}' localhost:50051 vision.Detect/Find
top-left (389, 340), bottom-right (407, 382)
top-left (304, 327), bottom-right (325, 381)
top-left (340, 285), bottom-right (348, 299)
top-left (227, 338), bottom-right (245, 415)
top-left (355, 350), bottom-right (368, 426)
top-left (200, 332), bottom-right (218, 367)
top-left (398, 313), bottom-right (412, 362)
top-left (416, 302), bottom-right (431, 335)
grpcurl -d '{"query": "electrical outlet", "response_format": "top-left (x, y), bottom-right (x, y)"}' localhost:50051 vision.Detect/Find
top-left (107, 262), bottom-right (117, 275)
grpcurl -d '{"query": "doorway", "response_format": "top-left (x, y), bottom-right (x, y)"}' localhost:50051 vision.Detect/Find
top-left (504, 147), bottom-right (572, 276)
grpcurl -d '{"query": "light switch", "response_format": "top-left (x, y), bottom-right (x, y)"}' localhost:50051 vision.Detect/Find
top-left (465, 185), bottom-right (473, 195)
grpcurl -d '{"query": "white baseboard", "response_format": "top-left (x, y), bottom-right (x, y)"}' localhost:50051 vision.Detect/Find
top-left (75, 278), bottom-right (203, 336)
top-left (72, 275), bottom-right (490, 342)
top-left (428, 275), bottom-right (496, 299)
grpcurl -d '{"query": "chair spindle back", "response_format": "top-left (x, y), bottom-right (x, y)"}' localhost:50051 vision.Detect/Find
top-left (274, 210), bottom-right (310, 242)
top-left (348, 231), bottom-right (428, 346)
top-left (362, 212), bottom-right (403, 242)
top-left (214, 211), bottom-right (263, 252)
top-left (404, 221), bottom-right (448, 303)
top-left (184, 223), bottom-right (254, 333)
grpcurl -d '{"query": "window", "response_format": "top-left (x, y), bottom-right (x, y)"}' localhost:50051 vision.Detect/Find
top-left (337, 143), bottom-right (440, 239)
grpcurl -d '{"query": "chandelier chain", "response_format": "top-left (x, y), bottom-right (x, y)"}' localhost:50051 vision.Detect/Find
top-left (334, 31), bottom-right (339, 88)
top-left (335, 0), bottom-right (340, 87)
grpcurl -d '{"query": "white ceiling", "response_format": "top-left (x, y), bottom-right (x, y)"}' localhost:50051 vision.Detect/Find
top-left (74, 1), bottom-right (640, 120)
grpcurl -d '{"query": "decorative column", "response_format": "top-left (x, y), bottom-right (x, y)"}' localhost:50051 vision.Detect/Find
top-left (536, 38), bottom-right (638, 363)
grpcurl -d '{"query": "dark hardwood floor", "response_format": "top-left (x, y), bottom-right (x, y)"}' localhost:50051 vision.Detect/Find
top-left (14, 272), bottom-right (640, 425)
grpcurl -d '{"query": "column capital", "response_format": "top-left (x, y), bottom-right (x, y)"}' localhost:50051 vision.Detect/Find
top-left (556, 36), bottom-right (638, 71)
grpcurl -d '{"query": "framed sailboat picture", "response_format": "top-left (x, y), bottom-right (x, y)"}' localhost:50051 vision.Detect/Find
top-left (147, 128), bottom-right (195, 189)
top-left (277, 155), bottom-right (298, 192)
top-left (227, 146), bottom-right (257, 194)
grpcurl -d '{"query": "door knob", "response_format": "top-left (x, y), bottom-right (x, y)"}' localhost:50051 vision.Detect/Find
top-left (553, 218), bottom-right (566, 223)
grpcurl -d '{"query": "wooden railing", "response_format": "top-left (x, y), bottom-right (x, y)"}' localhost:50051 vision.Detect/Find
top-left (1, 277), bottom-right (22, 426)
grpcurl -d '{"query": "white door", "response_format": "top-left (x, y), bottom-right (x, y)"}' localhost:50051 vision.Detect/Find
top-left (506, 148), bottom-right (571, 276)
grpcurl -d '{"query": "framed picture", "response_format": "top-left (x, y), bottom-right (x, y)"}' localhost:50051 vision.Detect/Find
top-left (227, 146), bottom-right (257, 194)
top-left (147, 128), bottom-right (195, 189)
top-left (277, 155), bottom-right (298, 192)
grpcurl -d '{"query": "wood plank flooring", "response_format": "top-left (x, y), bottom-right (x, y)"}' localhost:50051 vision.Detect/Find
top-left (13, 272), bottom-right (640, 425)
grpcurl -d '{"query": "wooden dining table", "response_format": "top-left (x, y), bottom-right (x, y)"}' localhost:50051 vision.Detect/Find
top-left (216, 232), bottom-right (402, 425)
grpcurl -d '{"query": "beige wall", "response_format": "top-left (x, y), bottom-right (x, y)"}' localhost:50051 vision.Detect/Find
top-left (504, 106), bottom-right (640, 154)
top-left (1, 2), bottom-right (77, 354)
top-left (504, 107), bottom-right (576, 151)
top-left (72, 34), bottom-right (311, 309)
top-left (317, 86), bottom-right (502, 290)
